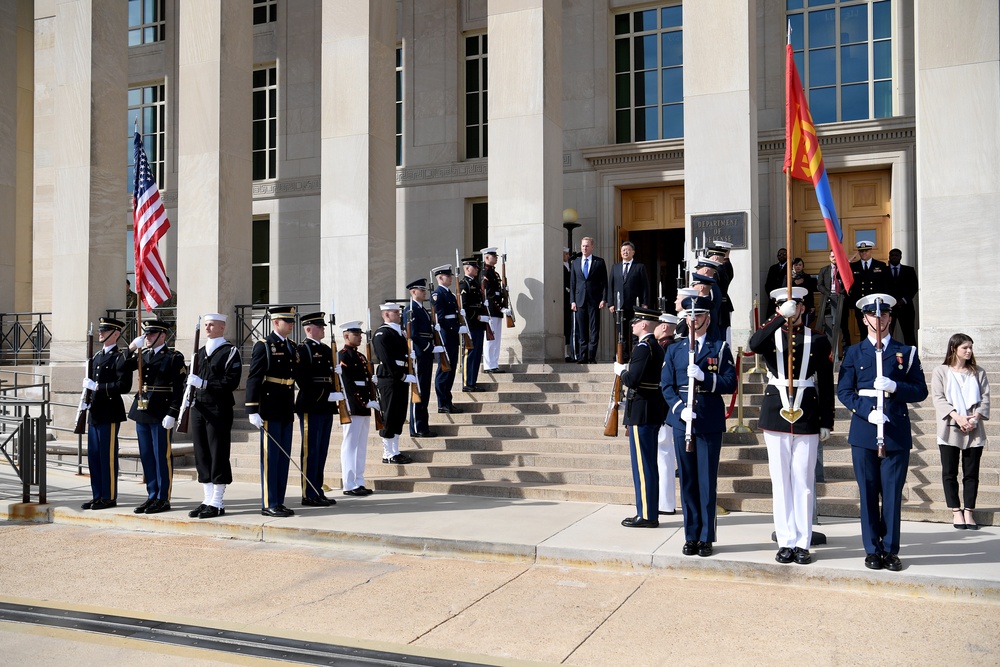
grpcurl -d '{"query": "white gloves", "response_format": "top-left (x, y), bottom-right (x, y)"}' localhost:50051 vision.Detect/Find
top-left (458, 326), bottom-right (469, 335)
top-left (404, 374), bottom-right (417, 384)
top-left (867, 409), bottom-right (889, 425)
top-left (687, 364), bottom-right (705, 381)
top-left (161, 415), bottom-right (176, 430)
top-left (873, 376), bottom-right (897, 393)
top-left (131, 335), bottom-right (146, 349)
top-left (613, 361), bottom-right (628, 376)
top-left (432, 345), bottom-right (445, 354)
top-left (187, 374), bottom-right (205, 389)
top-left (479, 315), bottom-right (490, 323)
top-left (681, 408), bottom-right (697, 423)
top-left (365, 400), bottom-right (380, 409)
top-left (409, 350), bottom-right (416, 360)
top-left (502, 308), bottom-right (513, 316)
top-left (434, 324), bottom-right (442, 333)
top-left (459, 308), bottom-right (466, 317)
top-left (334, 363), bottom-right (343, 375)
top-left (778, 300), bottom-right (798, 319)
top-left (79, 400), bottom-right (91, 411)
top-left (328, 392), bottom-right (345, 402)
top-left (819, 427), bottom-right (831, 442)
top-left (82, 378), bottom-right (98, 391)
top-left (249, 413), bottom-right (264, 429)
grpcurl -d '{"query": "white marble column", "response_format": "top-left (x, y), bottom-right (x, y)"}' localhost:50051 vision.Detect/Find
top-left (915, 0), bottom-right (1000, 353)
top-left (683, 0), bottom-right (759, 345)
top-left (487, 0), bottom-right (564, 363)
top-left (176, 0), bottom-right (252, 351)
top-left (320, 1), bottom-right (396, 323)
top-left (0, 3), bottom-right (17, 312)
top-left (49, 0), bottom-right (127, 391)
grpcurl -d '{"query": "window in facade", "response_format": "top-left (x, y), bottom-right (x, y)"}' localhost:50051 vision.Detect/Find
top-left (128, 0), bottom-right (165, 46)
top-left (471, 201), bottom-right (489, 253)
top-left (396, 46), bottom-right (403, 167)
top-left (127, 84), bottom-right (166, 192)
top-left (252, 217), bottom-right (270, 305)
top-left (464, 34), bottom-right (488, 159)
top-left (787, 0), bottom-right (893, 123)
top-left (253, 0), bottom-right (278, 25)
top-left (614, 4), bottom-right (683, 144)
top-left (253, 67), bottom-right (278, 181)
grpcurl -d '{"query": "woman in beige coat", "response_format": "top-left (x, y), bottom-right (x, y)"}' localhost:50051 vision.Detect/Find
top-left (931, 333), bottom-right (990, 530)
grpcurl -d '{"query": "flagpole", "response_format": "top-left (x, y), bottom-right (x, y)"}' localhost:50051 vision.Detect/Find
top-left (784, 22), bottom-right (794, 402)
top-left (133, 117), bottom-right (144, 391)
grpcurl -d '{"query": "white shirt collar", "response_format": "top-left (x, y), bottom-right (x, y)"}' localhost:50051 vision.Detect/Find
top-left (205, 337), bottom-right (228, 356)
top-left (387, 322), bottom-right (402, 334)
top-left (867, 333), bottom-right (892, 347)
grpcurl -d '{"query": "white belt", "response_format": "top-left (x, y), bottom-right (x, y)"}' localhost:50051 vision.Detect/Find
top-left (443, 314), bottom-right (456, 319)
top-left (395, 360), bottom-right (406, 366)
top-left (859, 389), bottom-right (888, 398)
top-left (354, 380), bottom-right (366, 387)
top-left (768, 377), bottom-right (815, 388)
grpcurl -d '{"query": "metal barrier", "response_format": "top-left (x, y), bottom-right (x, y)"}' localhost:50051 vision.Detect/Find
top-left (0, 371), bottom-right (50, 503)
top-left (234, 303), bottom-right (319, 360)
top-left (0, 312), bottom-right (52, 366)
top-left (105, 308), bottom-right (178, 348)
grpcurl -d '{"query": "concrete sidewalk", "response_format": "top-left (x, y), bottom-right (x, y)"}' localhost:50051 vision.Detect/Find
top-left (3, 467), bottom-right (999, 602)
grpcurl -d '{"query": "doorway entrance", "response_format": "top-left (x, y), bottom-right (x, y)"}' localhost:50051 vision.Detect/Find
top-left (620, 185), bottom-right (685, 312)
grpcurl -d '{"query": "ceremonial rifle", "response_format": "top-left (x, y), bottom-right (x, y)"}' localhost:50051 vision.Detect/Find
top-left (603, 292), bottom-right (624, 437)
top-left (405, 308), bottom-right (421, 404)
top-left (365, 308), bottom-right (385, 431)
top-left (875, 298), bottom-right (886, 458)
top-left (684, 306), bottom-right (697, 453)
top-left (501, 240), bottom-right (516, 328)
top-left (175, 316), bottom-right (201, 434)
top-left (428, 270), bottom-right (452, 374)
top-left (328, 307), bottom-right (352, 425)
top-left (454, 249), bottom-right (474, 351)
top-left (73, 323), bottom-right (95, 435)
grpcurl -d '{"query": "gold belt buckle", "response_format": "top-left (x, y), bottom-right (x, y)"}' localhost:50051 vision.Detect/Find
top-left (137, 395), bottom-right (149, 410)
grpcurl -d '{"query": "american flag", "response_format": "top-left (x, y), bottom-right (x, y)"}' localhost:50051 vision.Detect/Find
top-left (132, 128), bottom-right (171, 311)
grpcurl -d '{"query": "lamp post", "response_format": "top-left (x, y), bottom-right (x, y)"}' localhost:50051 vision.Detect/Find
top-left (563, 208), bottom-right (580, 256)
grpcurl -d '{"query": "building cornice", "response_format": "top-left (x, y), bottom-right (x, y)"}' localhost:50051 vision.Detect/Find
top-left (758, 116), bottom-right (916, 156)
top-left (580, 139), bottom-right (685, 169)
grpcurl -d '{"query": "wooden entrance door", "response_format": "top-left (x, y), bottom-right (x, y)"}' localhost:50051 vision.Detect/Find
top-left (620, 186), bottom-right (685, 308)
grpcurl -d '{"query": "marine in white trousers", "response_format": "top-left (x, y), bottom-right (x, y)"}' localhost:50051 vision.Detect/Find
top-left (763, 430), bottom-right (818, 550)
top-left (483, 316), bottom-right (503, 371)
top-left (341, 415), bottom-right (370, 492)
top-left (657, 424), bottom-right (676, 513)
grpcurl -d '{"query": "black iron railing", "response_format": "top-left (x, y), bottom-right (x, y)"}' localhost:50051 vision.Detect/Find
top-left (0, 370), bottom-right (50, 503)
top-left (233, 303), bottom-right (320, 360)
top-left (0, 312), bottom-right (52, 366)
top-left (105, 307), bottom-right (178, 348)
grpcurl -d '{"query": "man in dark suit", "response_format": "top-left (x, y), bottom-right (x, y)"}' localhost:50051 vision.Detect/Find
top-left (847, 240), bottom-right (889, 336)
top-left (886, 248), bottom-right (918, 346)
top-left (569, 236), bottom-right (607, 363)
top-left (660, 297), bottom-right (737, 557)
top-left (816, 249), bottom-right (851, 352)
top-left (764, 247), bottom-right (787, 313)
top-left (614, 307), bottom-right (667, 528)
top-left (608, 240), bottom-right (650, 360)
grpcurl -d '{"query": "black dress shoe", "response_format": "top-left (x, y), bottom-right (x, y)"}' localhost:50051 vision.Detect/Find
top-left (144, 500), bottom-right (171, 514)
top-left (301, 497), bottom-right (327, 507)
top-left (382, 453), bottom-right (413, 464)
top-left (437, 406), bottom-right (463, 414)
top-left (343, 488), bottom-right (367, 497)
top-left (697, 541), bottom-right (713, 557)
top-left (882, 553), bottom-right (902, 572)
top-left (91, 499), bottom-right (117, 511)
top-left (413, 430), bottom-right (437, 437)
top-left (864, 553), bottom-right (884, 570)
top-left (682, 540), bottom-right (698, 556)
top-left (81, 500), bottom-right (96, 510)
top-left (793, 547), bottom-right (812, 565)
top-left (621, 515), bottom-right (659, 528)
top-left (276, 504), bottom-right (295, 516)
top-left (657, 510), bottom-right (676, 516)
top-left (358, 486), bottom-right (374, 495)
top-left (462, 386), bottom-right (476, 392)
top-left (134, 499), bottom-right (154, 514)
top-left (261, 506), bottom-right (289, 517)
top-left (198, 506), bottom-right (224, 519)
top-left (775, 547), bottom-right (794, 564)
top-left (188, 504), bottom-right (208, 518)
top-left (576, 358), bottom-right (588, 365)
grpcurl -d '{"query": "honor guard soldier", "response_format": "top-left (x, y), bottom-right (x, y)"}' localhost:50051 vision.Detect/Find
top-left (837, 293), bottom-right (927, 572)
top-left (123, 319), bottom-right (186, 514)
top-left (81, 317), bottom-right (133, 510)
top-left (404, 279), bottom-right (435, 437)
top-left (293, 312), bottom-right (343, 507)
top-left (186, 313), bottom-right (242, 519)
top-left (338, 321), bottom-right (380, 496)
top-left (749, 288), bottom-right (835, 565)
top-left (847, 240), bottom-right (889, 335)
top-left (614, 307), bottom-right (668, 528)
top-left (707, 241), bottom-right (734, 345)
top-left (246, 305), bottom-right (299, 518)
top-left (480, 247), bottom-right (507, 372)
top-left (661, 296), bottom-right (737, 557)
top-left (373, 302), bottom-right (417, 463)
top-left (654, 312), bottom-right (679, 515)
top-left (459, 256), bottom-right (486, 391)
top-left (431, 265), bottom-right (463, 413)
top-left (691, 259), bottom-right (724, 341)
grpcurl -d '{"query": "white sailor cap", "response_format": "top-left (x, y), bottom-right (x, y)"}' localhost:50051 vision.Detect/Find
top-left (432, 264), bottom-right (453, 276)
top-left (696, 257), bottom-right (722, 269)
top-left (380, 302), bottom-right (402, 312)
top-left (709, 241), bottom-right (733, 251)
top-left (856, 240), bottom-right (876, 250)
top-left (677, 287), bottom-right (701, 298)
top-left (856, 293), bottom-right (896, 313)
top-left (562, 246), bottom-right (570, 253)
top-left (340, 320), bottom-right (363, 332)
top-left (203, 312), bottom-right (227, 323)
top-left (769, 287), bottom-right (809, 303)
top-left (659, 313), bottom-right (679, 325)
top-left (480, 247), bottom-right (498, 255)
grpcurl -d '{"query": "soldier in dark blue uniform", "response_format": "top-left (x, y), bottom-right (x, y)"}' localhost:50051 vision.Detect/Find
top-left (293, 311), bottom-right (344, 508)
top-left (459, 257), bottom-right (486, 391)
top-left (185, 313), bottom-right (242, 519)
top-left (404, 279), bottom-right (435, 437)
top-left (80, 317), bottom-right (133, 510)
top-left (837, 293), bottom-right (927, 572)
top-left (338, 320), bottom-right (381, 495)
top-left (122, 319), bottom-right (186, 514)
top-left (847, 240), bottom-right (890, 336)
top-left (431, 264), bottom-right (463, 413)
top-left (373, 302), bottom-right (417, 463)
top-left (614, 307), bottom-right (667, 527)
top-left (246, 306), bottom-right (299, 518)
top-left (707, 241), bottom-right (734, 344)
top-left (661, 297), bottom-right (737, 556)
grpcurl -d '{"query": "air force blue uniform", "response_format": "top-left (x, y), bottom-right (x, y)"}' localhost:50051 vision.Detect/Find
top-left (432, 284), bottom-right (460, 409)
top-left (837, 336), bottom-right (926, 557)
top-left (404, 298), bottom-right (434, 435)
top-left (661, 336), bottom-right (737, 543)
top-left (87, 344), bottom-right (133, 504)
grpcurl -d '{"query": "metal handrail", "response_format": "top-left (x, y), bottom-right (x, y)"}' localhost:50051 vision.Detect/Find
top-left (105, 308), bottom-right (178, 348)
top-left (233, 303), bottom-right (320, 360)
top-left (0, 312), bottom-right (52, 366)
